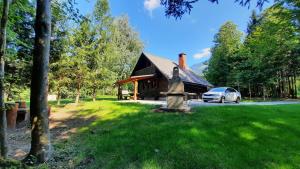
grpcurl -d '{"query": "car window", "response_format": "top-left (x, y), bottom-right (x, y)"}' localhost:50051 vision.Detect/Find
top-left (209, 88), bottom-right (226, 92)
top-left (229, 88), bottom-right (236, 92)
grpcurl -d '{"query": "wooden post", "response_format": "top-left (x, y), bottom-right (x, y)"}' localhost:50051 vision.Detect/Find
top-left (117, 84), bottom-right (122, 100)
top-left (134, 80), bottom-right (138, 100)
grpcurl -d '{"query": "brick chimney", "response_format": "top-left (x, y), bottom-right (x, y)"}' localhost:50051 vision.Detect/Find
top-left (178, 53), bottom-right (187, 70)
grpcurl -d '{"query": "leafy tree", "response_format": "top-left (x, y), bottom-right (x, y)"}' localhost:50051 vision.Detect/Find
top-left (245, 5), bottom-right (299, 98)
top-left (49, 0), bottom-right (73, 105)
top-left (48, 0), bottom-right (143, 103)
top-left (207, 3), bottom-right (299, 98)
top-left (49, 53), bottom-right (72, 105)
top-left (206, 21), bottom-right (243, 86)
top-left (5, 0), bottom-right (35, 100)
top-left (86, 0), bottom-right (113, 101)
top-left (69, 18), bottom-right (95, 103)
top-left (110, 16), bottom-right (144, 81)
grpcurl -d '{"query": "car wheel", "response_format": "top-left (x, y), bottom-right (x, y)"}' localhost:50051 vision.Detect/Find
top-left (219, 97), bottom-right (225, 103)
top-left (235, 97), bottom-right (240, 104)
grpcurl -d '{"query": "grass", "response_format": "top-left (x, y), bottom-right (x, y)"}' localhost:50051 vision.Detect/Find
top-left (48, 97), bottom-right (300, 169)
top-left (0, 158), bottom-right (29, 169)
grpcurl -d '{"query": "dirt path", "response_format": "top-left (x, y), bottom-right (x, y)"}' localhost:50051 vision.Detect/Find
top-left (7, 103), bottom-right (95, 161)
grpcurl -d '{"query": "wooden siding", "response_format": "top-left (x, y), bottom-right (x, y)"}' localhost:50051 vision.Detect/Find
top-left (134, 66), bottom-right (156, 76)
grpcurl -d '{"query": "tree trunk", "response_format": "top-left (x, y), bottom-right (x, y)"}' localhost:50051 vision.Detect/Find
top-left (262, 85), bottom-right (266, 101)
top-left (92, 87), bottom-right (96, 102)
top-left (290, 76), bottom-right (295, 98)
top-left (56, 89), bottom-right (61, 106)
top-left (294, 73), bottom-right (297, 98)
top-left (75, 86), bottom-right (80, 104)
top-left (24, 0), bottom-right (51, 164)
top-left (248, 82), bottom-right (251, 100)
top-left (0, 0), bottom-right (10, 159)
top-left (288, 76), bottom-right (291, 98)
top-left (280, 71), bottom-right (284, 97)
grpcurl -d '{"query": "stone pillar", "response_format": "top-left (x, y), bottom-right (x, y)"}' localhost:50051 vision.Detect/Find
top-left (166, 67), bottom-right (186, 110)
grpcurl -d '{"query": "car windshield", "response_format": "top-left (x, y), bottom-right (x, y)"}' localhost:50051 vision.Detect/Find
top-left (209, 88), bottom-right (226, 92)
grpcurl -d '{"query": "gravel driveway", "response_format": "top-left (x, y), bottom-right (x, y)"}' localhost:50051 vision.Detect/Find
top-left (120, 100), bottom-right (300, 107)
top-left (189, 100), bottom-right (300, 107)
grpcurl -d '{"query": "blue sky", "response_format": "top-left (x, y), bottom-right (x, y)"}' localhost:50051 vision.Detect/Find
top-left (76, 0), bottom-right (272, 66)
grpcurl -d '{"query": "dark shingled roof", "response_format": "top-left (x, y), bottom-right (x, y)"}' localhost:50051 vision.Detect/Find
top-left (143, 52), bottom-right (213, 87)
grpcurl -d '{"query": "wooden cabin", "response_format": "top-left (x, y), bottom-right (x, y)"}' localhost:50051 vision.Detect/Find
top-left (117, 52), bottom-right (212, 100)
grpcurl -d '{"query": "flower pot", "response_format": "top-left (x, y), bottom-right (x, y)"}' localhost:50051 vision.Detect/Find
top-left (6, 103), bottom-right (19, 129)
top-left (16, 101), bottom-right (27, 109)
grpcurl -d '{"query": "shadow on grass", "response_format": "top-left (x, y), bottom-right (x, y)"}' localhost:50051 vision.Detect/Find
top-left (48, 96), bottom-right (117, 107)
top-left (51, 101), bottom-right (300, 169)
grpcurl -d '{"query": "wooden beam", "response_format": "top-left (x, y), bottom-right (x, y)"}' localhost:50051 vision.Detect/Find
top-left (116, 74), bottom-right (155, 85)
top-left (133, 80), bottom-right (138, 100)
top-left (117, 84), bottom-right (122, 100)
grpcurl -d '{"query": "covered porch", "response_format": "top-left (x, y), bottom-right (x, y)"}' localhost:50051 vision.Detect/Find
top-left (116, 74), bottom-right (155, 100)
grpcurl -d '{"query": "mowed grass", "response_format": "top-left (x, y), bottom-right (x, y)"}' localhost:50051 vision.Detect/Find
top-left (52, 98), bottom-right (300, 169)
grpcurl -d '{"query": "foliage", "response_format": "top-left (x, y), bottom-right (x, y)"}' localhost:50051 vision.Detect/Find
top-left (48, 0), bottom-right (143, 103)
top-left (205, 3), bottom-right (300, 98)
top-left (160, 0), bottom-right (269, 19)
top-left (205, 21), bottom-right (243, 86)
top-left (110, 16), bottom-right (144, 81)
top-left (48, 97), bottom-right (300, 168)
top-left (246, 10), bottom-right (260, 34)
top-left (5, 0), bottom-right (35, 100)
top-left (3, 0), bottom-right (81, 100)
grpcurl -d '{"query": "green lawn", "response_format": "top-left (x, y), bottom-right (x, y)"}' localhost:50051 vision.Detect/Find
top-left (47, 97), bottom-right (300, 169)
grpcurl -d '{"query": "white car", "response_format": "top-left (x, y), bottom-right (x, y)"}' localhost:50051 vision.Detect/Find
top-left (202, 87), bottom-right (241, 103)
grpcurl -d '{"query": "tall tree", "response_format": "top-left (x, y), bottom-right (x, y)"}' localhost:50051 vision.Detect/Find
top-left (49, 53), bottom-right (71, 105)
top-left (0, 0), bottom-right (11, 159)
top-left (111, 16), bottom-right (144, 80)
top-left (49, 0), bottom-right (72, 105)
top-left (247, 10), bottom-right (260, 34)
top-left (245, 5), bottom-right (299, 98)
top-left (69, 18), bottom-right (94, 104)
top-left (206, 21), bottom-right (243, 86)
top-left (5, 0), bottom-right (35, 100)
top-left (207, 3), bottom-right (299, 98)
top-left (24, 0), bottom-right (51, 164)
top-left (87, 0), bottom-right (112, 101)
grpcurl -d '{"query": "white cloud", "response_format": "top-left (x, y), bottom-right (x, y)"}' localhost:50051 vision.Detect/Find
top-left (193, 48), bottom-right (211, 60)
top-left (144, 0), bottom-right (160, 12)
top-left (209, 28), bottom-right (216, 32)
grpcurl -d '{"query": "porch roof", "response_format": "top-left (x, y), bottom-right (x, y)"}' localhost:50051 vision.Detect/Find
top-left (116, 74), bottom-right (155, 85)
